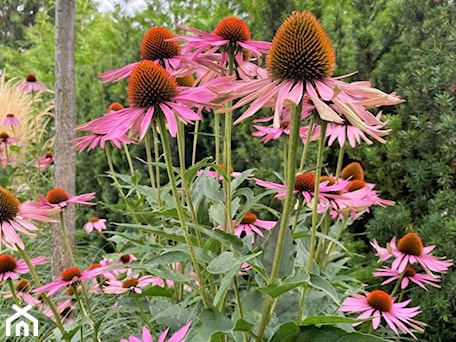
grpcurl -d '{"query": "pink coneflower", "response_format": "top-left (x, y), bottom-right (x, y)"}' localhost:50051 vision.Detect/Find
top-left (371, 233), bottom-right (453, 274)
top-left (3, 113), bottom-right (20, 127)
top-left (120, 322), bottom-right (192, 342)
top-left (39, 188), bottom-right (96, 209)
top-left (0, 131), bottom-right (16, 145)
top-left (18, 73), bottom-right (47, 92)
top-left (83, 217), bottom-right (107, 233)
top-left (0, 187), bottom-right (58, 250)
top-left (78, 61), bottom-right (215, 140)
top-left (104, 275), bottom-right (162, 294)
top-left (34, 266), bottom-right (107, 296)
top-left (73, 102), bottom-right (132, 152)
top-left (35, 151), bottom-right (54, 169)
top-left (3, 279), bottom-right (41, 306)
top-left (340, 290), bottom-right (426, 339)
top-left (373, 266), bottom-right (441, 290)
top-left (212, 11), bottom-right (401, 141)
top-left (233, 212), bottom-right (276, 243)
top-left (175, 17), bottom-right (270, 62)
top-left (99, 26), bottom-right (182, 83)
top-left (255, 172), bottom-right (349, 206)
top-left (0, 254), bottom-right (46, 282)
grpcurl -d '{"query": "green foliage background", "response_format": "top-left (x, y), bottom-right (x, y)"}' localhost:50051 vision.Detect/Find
top-left (1, 0), bottom-right (456, 340)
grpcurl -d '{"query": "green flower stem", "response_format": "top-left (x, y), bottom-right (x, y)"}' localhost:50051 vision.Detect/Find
top-left (144, 129), bottom-right (157, 189)
top-left (58, 211), bottom-right (77, 267)
top-left (151, 124), bottom-right (162, 207)
top-left (123, 143), bottom-right (141, 199)
top-left (133, 294), bottom-right (153, 330)
top-left (105, 144), bottom-right (139, 223)
top-left (296, 286), bottom-right (309, 323)
top-left (314, 212), bottom-right (331, 265)
top-left (157, 115), bottom-right (210, 308)
top-left (299, 116), bottom-right (316, 172)
top-left (335, 143), bottom-right (345, 179)
top-left (223, 51), bottom-right (235, 233)
top-left (306, 120), bottom-right (328, 272)
top-left (7, 279), bottom-right (20, 305)
top-left (256, 103), bottom-right (302, 341)
top-left (16, 246), bottom-right (67, 339)
top-left (291, 197), bottom-right (304, 237)
top-left (214, 114), bottom-right (221, 166)
top-left (74, 284), bottom-right (99, 341)
top-left (390, 271), bottom-right (406, 298)
top-left (177, 121), bottom-right (197, 224)
top-left (191, 120), bottom-right (200, 165)
top-left (322, 216), bottom-right (349, 267)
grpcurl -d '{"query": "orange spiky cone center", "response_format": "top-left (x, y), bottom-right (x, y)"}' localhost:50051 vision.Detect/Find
top-left (16, 279), bottom-right (32, 293)
top-left (213, 17), bottom-right (251, 42)
top-left (0, 131), bottom-right (10, 141)
top-left (241, 212), bottom-right (257, 224)
top-left (140, 27), bottom-right (180, 61)
top-left (44, 151), bottom-right (54, 159)
top-left (0, 187), bottom-right (20, 222)
top-left (86, 263), bottom-right (101, 271)
top-left (120, 254), bottom-right (132, 263)
top-left (340, 162), bottom-right (364, 181)
top-left (128, 61), bottom-right (178, 108)
top-left (367, 290), bottom-right (392, 312)
top-left (122, 277), bottom-right (139, 289)
top-left (347, 179), bottom-right (366, 192)
top-left (6, 113), bottom-right (15, 118)
top-left (294, 173), bottom-right (316, 192)
top-left (46, 188), bottom-right (70, 204)
top-left (397, 233), bottom-right (424, 256)
top-left (61, 267), bottom-right (83, 282)
top-left (404, 267), bottom-right (417, 277)
top-left (107, 102), bottom-right (124, 112)
top-left (25, 73), bottom-right (37, 82)
top-left (176, 74), bottom-right (195, 87)
top-left (266, 11), bottom-right (336, 82)
top-left (0, 254), bottom-right (17, 274)
top-left (89, 217), bottom-right (100, 223)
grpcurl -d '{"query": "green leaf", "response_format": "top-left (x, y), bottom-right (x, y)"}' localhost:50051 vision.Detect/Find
top-left (207, 251), bottom-right (262, 274)
top-left (137, 285), bottom-right (174, 298)
top-left (233, 318), bottom-right (255, 332)
top-left (270, 323), bottom-right (391, 342)
top-left (213, 268), bottom-right (238, 310)
top-left (300, 315), bottom-right (358, 326)
top-left (258, 267), bottom-right (309, 298)
top-left (308, 273), bottom-right (340, 305)
top-left (186, 308), bottom-right (233, 342)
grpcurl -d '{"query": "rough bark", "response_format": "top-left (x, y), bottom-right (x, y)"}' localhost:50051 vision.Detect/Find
top-left (52, 0), bottom-right (76, 277)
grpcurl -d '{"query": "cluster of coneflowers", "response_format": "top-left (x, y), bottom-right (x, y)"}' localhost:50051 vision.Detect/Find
top-left (1, 8), bottom-right (453, 342)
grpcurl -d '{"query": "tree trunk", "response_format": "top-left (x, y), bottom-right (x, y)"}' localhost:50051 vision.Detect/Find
top-left (52, 0), bottom-right (76, 277)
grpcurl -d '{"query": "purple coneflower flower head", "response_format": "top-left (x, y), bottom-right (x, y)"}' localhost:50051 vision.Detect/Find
top-left (35, 151), bottom-right (54, 169)
top-left (34, 265), bottom-right (108, 296)
top-left (18, 73), bottom-right (47, 92)
top-left (373, 266), bottom-right (441, 290)
top-left (212, 11), bottom-right (402, 143)
top-left (99, 26), bottom-right (181, 83)
top-left (120, 322), bottom-right (192, 342)
top-left (78, 61), bottom-right (216, 140)
top-left (104, 275), bottom-right (162, 294)
top-left (84, 217), bottom-right (107, 234)
top-left (391, 233), bottom-right (453, 274)
top-left (233, 212), bottom-right (276, 243)
top-left (340, 290), bottom-right (426, 339)
top-left (0, 187), bottom-right (58, 250)
top-left (3, 113), bottom-right (20, 127)
top-left (174, 16), bottom-right (271, 62)
top-left (39, 188), bottom-right (96, 209)
top-left (0, 254), bottom-right (46, 282)
top-left (4, 279), bottom-right (41, 306)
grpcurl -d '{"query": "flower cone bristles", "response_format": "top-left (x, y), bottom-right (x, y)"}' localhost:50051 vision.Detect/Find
top-left (140, 27), bottom-right (180, 61)
top-left (128, 61), bottom-right (178, 108)
top-left (266, 11), bottom-right (336, 82)
top-left (213, 17), bottom-right (251, 43)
